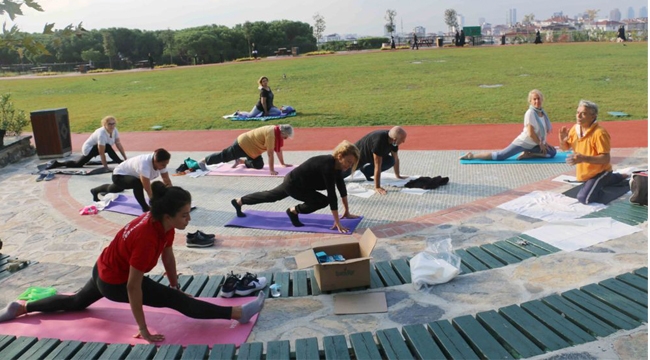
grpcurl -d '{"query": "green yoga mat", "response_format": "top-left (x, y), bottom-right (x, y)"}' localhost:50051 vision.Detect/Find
top-left (460, 151), bottom-right (569, 164)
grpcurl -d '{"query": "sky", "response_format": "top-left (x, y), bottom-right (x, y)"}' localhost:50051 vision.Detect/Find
top-left (14, 0), bottom-right (649, 36)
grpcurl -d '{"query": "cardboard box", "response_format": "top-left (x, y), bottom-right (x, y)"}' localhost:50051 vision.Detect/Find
top-left (295, 229), bottom-right (377, 292)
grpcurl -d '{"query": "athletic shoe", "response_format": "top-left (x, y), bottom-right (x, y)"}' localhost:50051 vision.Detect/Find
top-left (235, 272), bottom-right (267, 296)
top-left (186, 234), bottom-right (214, 248)
top-left (35, 173), bottom-right (47, 182)
top-left (220, 272), bottom-right (241, 298)
top-left (44, 173), bottom-right (55, 181)
top-left (187, 230), bottom-right (215, 240)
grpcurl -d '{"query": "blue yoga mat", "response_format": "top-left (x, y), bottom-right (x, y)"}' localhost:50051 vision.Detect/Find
top-left (225, 210), bottom-right (363, 235)
top-left (460, 151), bottom-right (570, 164)
top-left (223, 112), bottom-right (297, 122)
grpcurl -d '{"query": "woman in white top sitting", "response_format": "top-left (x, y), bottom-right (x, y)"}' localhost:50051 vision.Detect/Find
top-left (90, 149), bottom-right (172, 212)
top-left (460, 89), bottom-right (556, 161)
top-left (48, 116), bottom-right (127, 170)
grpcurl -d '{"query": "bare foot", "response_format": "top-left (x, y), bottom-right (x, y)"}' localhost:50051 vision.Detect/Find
top-left (459, 152), bottom-right (474, 160)
top-left (231, 159), bottom-right (243, 168)
top-left (517, 151), bottom-right (532, 160)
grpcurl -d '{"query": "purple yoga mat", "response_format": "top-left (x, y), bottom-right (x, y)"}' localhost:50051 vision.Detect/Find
top-left (103, 194), bottom-right (144, 216)
top-left (208, 164), bottom-right (295, 177)
top-left (225, 210), bottom-right (363, 235)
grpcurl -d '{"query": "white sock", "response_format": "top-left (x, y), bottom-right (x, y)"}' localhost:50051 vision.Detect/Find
top-left (0, 302), bottom-right (22, 322)
top-left (238, 292), bottom-right (265, 324)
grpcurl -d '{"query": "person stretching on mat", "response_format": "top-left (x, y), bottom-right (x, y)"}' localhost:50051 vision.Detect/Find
top-left (47, 116), bottom-right (127, 171)
top-left (234, 76), bottom-right (282, 118)
top-left (197, 124), bottom-right (293, 176)
top-left (231, 140), bottom-right (361, 233)
top-left (91, 148), bottom-right (173, 212)
top-left (558, 100), bottom-right (628, 204)
top-left (0, 183), bottom-right (265, 343)
top-left (460, 89), bottom-right (557, 161)
top-left (341, 126), bottom-right (408, 195)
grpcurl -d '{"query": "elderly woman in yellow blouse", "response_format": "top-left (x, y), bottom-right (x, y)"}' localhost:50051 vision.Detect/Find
top-left (198, 124), bottom-right (293, 175)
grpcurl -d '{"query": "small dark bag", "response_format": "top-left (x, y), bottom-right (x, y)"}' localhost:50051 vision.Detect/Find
top-left (629, 172), bottom-right (648, 206)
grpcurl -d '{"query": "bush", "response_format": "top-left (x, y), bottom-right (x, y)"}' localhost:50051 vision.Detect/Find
top-left (0, 94), bottom-right (28, 136)
top-left (234, 57), bottom-right (255, 62)
top-left (88, 68), bottom-right (114, 73)
top-left (36, 72), bottom-right (60, 76)
top-left (380, 46), bottom-right (409, 50)
top-left (155, 64), bottom-right (178, 69)
top-left (304, 50), bottom-right (335, 56)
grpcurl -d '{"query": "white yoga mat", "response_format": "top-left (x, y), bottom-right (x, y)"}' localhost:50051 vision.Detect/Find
top-left (551, 175), bottom-right (581, 185)
top-left (498, 191), bottom-right (607, 221)
top-left (523, 218), bottom-right (642, 251)
top-left (345, 171), bottom-right (420, 187)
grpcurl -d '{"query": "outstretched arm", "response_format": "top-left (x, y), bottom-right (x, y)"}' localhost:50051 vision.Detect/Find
top-left (127, 266), bottom-right (164, 342)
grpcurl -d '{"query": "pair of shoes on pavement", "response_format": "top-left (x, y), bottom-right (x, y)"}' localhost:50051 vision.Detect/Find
top-left (36, 172), bottom-right (55, 182)
top-left (186, 230), bottom-right (215, 248)
top-left (220, 272), bottom-right (267, 298)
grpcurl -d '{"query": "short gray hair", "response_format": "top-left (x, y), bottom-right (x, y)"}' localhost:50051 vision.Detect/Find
top-left (388, 126), bottom-right (406, 139)
top-left (279, 124), bottom-right (294, 138)
top-left (578, 100), bottom-right (599, 119)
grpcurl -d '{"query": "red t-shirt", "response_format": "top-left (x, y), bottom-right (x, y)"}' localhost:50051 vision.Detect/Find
top-left (97, 213), bottom-right (174, 284)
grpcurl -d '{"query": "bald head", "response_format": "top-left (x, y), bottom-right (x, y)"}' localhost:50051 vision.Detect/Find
top-left (388, 126), bottom-right (407, 146)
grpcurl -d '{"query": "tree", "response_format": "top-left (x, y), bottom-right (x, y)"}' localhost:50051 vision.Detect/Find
top-left (585, 9), bottom-right (600, 23)
top-left (313, 13), bottom-right (325, 44)
top-left (243, 21), bottom-right (252, 57)
top-left (444, 9), bottom-right (459, 32)
top-left (102, 32), bottom-right (116, 68)
top-left (384, 9), bottom-right (396, 35)
top-left (159, 29), bottom-right (176, 64)
top-left (81, 49), bottom-right (102, 63)
top-left (522, 13), bottom-right (535, 25)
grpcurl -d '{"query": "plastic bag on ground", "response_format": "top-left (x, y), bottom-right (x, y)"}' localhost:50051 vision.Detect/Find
top-left (410, 236), bottom-right (461, 290)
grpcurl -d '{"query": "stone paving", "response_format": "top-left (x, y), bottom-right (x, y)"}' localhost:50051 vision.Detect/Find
top-left (0, 147), bottom-right (647, 359)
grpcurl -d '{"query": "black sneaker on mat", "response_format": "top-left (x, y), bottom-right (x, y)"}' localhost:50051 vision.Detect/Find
top-left (235, 273), bottom-right (268, 296)
top-left (220, 272), bottom-right (241, 298)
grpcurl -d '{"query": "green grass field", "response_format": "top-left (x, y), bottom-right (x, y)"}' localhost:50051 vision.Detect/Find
top-left (1, 42), bottom-right (647, 133)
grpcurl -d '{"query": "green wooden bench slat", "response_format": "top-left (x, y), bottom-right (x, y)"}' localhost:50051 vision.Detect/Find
top-left (349, 332), bottom-right (382, 360)
top-left (177, 274), bottom-right (194, 291)
top-left (71, 342), bottom-right (107, 360)
top-left (125, 344), bottom-right (157, 360)
top-left (390, 258), bottom-right (412, 284)
top-left (184, 274), bottom-right (209, 296)
top-left (0, 336), bottom-right (39, 360)
top-left (153, 344), bottom-right (183, 360)
top-left (308, 270), bottom-right (321, 296)
top-left (634, 267), bottom-right (648, 279)
top-left (465, 247), bottom-right (505, 269)
top-left (0, 335), bottom-right (16, 353)
top-left (149, 274), bottom-right (164, 283)
top-left (498, 304), bottom-right (569, 352)
top-left (292, 270), bottom-right (309, 297)
top-left (375, 261), bottom-right (402, 286)
top-left (451, 315), bottom-right (513, 359)
top-left (516, 235), bottom-right (561, 253)
top-left (159, 275), bottom-right (171, 286)
top-left (274, 272), bottom-right (291, 298)
top-left (295, 337), bottom-right (320, 360)
top-left (454, 249), bottom-right (489, 272)
top-left (459, 262), bottom-right (472, 274)
top-left (181, 344), bottom-right (209, 360)
top-left (401, 324), bottom-right (446, 360)
top-left (504, 237), bottom-right (549, 256)
top-left (594, 212), bottom-right (641, 226)
top-left (256, 272), bottom-right (273, 298)
top-left (599, 278), bottom-right (648, 306)
top-left (521, 299), bottom-right (595, 345)
top-left (199, 275), bottom-right (224, 298)
top-left (370, 266), bottom-right (385, 289)
top-left (376, 328), bottom-right (414, 360)
top-left (266, 340), bottom-right (290, 360)
top-left (562, 289), bottom-right (640, 330)
top-left (237, 342), bottom-right (263, 360)
top-left (616, 272), bottom-right (648, 292)
top-left (427, 320), bottom-right (478, 360)
top-left (16, 338), bottom-right (60, 360)
top-left (476, 310), bottom-right (544, 358)
top-left (323, 335), bottom-right (350, 360)
top-left (594, 203), bottom-right (648, 222)
top-left (580, 284), bottom-right (647, 322)
top-left (98, 343), bottom-right (131, 360)
top-left (480, 244), bottom-right (521, 265)
top-left (45, 340), bottom-right (84, 360)
top-left (152, 344), bottom-right (183, 360)
top-left (541, 294), bottom-right (616, 338)
top-left (492, 240), bottom-right (535, 260)
top-left (208, 344), bottom-right (236, 360)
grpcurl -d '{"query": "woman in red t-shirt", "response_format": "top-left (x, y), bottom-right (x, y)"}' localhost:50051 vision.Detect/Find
top-left (0, 182), bottom-right (264, 342)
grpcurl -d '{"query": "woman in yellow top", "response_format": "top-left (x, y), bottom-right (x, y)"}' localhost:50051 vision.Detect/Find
top-left (198, 125), bottom-right (293, 176)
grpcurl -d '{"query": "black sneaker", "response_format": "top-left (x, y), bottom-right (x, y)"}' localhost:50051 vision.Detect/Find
top-left (235, 272), bottom-right (267, 296)
top-left (186, 234), bottom-right (214, 248)
top-left (187, 230), bottom-right (215, 240)
top-left (220, 272), bottom-right (241, 298)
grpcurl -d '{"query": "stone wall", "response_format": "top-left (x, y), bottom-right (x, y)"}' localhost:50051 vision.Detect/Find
top-left (0, 136), bottom-right (36, 168)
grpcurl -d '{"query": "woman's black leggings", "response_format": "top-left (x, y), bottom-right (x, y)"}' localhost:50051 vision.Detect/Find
top-left (241, 181), bottom-right (329, 214)
top-left (62, 145), bottom-right (123, 168)
top-left (26, 265), bottom-right (232, 320)
top-left (92, 174), bottom-right (149, 211)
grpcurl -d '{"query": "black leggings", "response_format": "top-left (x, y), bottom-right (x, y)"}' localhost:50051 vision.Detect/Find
top-left (26, 264), bottom-right (232, 320)
top-left (61, 145), bottom-right (123, 168)
top-left (205, 140), bottom-right (264, 169)
top-left (92, 174), bottom-right (149, 211)
top-left (241, 181), bottom-right (329, 214)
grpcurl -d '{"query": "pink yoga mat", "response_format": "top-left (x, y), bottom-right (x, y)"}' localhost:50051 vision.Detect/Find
top-left (208, 164), bottom-right (294, 177)
top-left (2, 297), bottom-right (258, 347)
